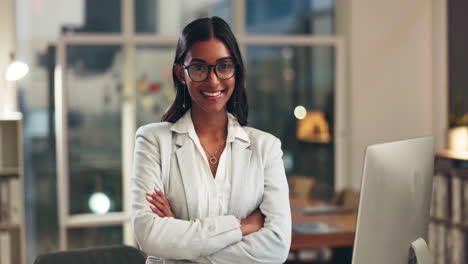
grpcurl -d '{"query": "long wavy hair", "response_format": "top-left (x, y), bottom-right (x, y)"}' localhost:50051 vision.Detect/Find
top-left (161, 16), bottom-right (248, 125)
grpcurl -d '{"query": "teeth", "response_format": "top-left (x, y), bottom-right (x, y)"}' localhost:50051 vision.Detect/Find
top-left (203, 91), bottom-right (222, 97)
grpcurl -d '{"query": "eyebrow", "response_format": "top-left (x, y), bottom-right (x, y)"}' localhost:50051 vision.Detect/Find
top-left (189, 56), bottom-right (233, 64)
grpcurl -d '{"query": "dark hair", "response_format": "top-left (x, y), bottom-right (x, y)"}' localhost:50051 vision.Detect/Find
top-left (161, 16), bottom-right (248, 125)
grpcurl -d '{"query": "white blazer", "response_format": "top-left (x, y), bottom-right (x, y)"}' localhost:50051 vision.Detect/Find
top-left (131, 119), bottom-right (291, 264)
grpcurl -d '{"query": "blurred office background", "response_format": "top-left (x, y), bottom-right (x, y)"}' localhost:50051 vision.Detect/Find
top-left (0, 0), bottom-right (467, 263)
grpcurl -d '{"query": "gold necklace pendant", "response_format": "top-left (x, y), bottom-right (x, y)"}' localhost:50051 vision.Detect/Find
top-left (209, 156), bottom-right (218, 165)
top-left (201, 141), bottom-right (224, 165)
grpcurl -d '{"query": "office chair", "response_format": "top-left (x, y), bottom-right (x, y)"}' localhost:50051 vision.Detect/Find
top-left (34, 245), bottom-right (146, 264)
top-left (331, 188), bottom-right (360, 210)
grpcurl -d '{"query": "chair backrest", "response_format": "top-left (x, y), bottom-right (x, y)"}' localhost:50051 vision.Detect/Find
top-left (288, 176), bottom-right (316, 198)
top-left (34, 245), bottom-right (146, 264)
top-left (331, 188), bottom-right (360, 209)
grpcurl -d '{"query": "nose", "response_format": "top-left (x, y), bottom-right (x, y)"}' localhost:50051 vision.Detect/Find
top-left (205, 67), bottom-right (220, 87)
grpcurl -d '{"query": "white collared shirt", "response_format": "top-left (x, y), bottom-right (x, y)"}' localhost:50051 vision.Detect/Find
top-left (171, 109), bottom-right (244, 218)
top-left (133, 110), bottom-right (291, 263)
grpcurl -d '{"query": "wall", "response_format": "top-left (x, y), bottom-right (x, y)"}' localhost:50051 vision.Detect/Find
top-left (0, 0), bottom-right (15, 63)
top-left (338, 0), bottom-right (441, 189)
top-left (448, 0), bottom-right (468, 119)
top-left (0, 0), bottom-right (16, 112)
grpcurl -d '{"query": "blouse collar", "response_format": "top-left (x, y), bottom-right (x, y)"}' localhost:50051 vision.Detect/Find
top-left (170, 109), bottom-right (250, 144)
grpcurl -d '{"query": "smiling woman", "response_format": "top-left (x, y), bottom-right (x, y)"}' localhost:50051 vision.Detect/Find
top-left (131, 17), bottom-right (292, 263)
top-left (162, 17), bottom-right (248, 126)
top-left (175, 38), bottom-right (236, 115)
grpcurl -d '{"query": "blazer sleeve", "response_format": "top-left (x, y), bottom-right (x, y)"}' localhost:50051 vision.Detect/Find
top-left (131, 126), bottom-right (243, 261)
top-left (203, 137), bottom-right (292, 264)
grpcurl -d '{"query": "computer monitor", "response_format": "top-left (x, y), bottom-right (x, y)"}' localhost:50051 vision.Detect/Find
top-left (352, 136), bottom-right (435, 264)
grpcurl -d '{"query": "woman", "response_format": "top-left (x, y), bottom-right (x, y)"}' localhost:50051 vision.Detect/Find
top-left (131, 16), bottom-right (291, 264)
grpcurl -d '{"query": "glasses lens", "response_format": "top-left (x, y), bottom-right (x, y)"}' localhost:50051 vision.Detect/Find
top-left (216, 62), bottom-right (235, 79)
top-left (188, 64), bottom-right (208, 81)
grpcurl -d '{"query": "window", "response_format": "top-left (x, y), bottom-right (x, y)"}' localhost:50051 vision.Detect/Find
top-left (19, 0), bottom-right (343, 258)
top-left (246, 45), bottom-right (336, 198)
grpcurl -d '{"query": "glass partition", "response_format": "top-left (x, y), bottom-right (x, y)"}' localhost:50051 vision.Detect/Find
top-left (134, 46), bottom-right (176, 127)
top-left (66, 45), bottom-right (123, 215)
top-left (246, 45), bottom-right (335, 199)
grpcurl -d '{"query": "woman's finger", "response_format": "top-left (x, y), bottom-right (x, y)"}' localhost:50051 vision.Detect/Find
top-left (150, 191), bottom-right (169, 208)
top-left (153, 193), bottom-right (169, 207)
top-left (149, 190), bottom-right (174, 218)
top-left (146, 195), bottom-right (166, 211)
top-left (146, 195), bottom-right (154, 204)
top-left (149, 205), bottom-right (165, 217)
top-left (146, 194), bottom-right (158, 206)
top-left (150, 191), bottom-right (159, 201)
top-left (153, 196), bottom-right (172, 216)
top-left (154, 188), bottom-right (162, 197)
top-left (154, 188), bottom-right (171, 206)
top-left (147, 194), bottom-right (174, 218)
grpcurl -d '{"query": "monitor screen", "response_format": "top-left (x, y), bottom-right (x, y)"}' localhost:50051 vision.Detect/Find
top-left (352, 136), bottom-right (434, 264)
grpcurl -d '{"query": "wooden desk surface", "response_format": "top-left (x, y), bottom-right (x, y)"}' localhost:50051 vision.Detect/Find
top-left (290, 197), bottom-right (357, 249)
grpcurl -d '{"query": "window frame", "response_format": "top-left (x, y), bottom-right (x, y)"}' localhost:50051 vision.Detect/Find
top-left (55, 0), bottom-right (347, 249)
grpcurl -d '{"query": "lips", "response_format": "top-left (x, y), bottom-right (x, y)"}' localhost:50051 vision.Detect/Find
top-left (202, 91), bottom-right (222, 96)
top-left (200, 89), bottom-right (225, 101)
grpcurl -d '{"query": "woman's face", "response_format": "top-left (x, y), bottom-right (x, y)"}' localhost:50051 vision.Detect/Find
top-left (179, 38), bottom-right (236, 114)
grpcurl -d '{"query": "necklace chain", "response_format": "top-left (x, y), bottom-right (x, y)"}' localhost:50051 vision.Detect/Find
top-left (201, 142), bottom-right (225, 165)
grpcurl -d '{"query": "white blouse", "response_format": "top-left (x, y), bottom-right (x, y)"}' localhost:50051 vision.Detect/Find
top-left (174, 109), bottom-right (242, 219)
top-left (132, 108), bottom-right (292, 263)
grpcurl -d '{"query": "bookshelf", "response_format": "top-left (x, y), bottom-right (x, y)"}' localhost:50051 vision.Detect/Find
top-left (0, 114), bottom-right (25, 264)
top-left (429, 151), bottom-right (468, 264)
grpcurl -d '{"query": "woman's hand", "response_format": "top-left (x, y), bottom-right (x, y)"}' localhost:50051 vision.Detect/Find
top-left (146, 188), bottom-right (175, 218)
top-left (240, 209), bottom-right (265, 236)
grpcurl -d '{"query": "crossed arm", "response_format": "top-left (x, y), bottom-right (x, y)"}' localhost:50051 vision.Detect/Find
top-left (131, 129), bottom-right (291, 263)
top-left (147, 188), bottom-right (266, 238)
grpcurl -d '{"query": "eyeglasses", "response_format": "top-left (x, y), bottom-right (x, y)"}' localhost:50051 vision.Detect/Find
top-left (183, 61), bottom-right (236, 82)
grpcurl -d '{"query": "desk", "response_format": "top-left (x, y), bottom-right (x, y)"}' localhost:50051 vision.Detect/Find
top-left (290, 197), bottom-right (357, 250)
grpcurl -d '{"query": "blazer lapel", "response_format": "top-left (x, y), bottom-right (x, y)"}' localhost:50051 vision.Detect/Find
top-left (174, 133), bottom-right (200, 220)
top-left (229, 138), bottom-right (252, 217)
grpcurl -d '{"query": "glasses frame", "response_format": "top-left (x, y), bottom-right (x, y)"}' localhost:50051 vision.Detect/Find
top-left (182, 62), bottom-right (236, 82)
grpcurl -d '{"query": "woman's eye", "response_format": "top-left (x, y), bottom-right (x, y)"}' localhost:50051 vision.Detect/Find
top-left (219, 63), bottom-right (233, 70)
top-left (192, 64), bottom-right (206, 71)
